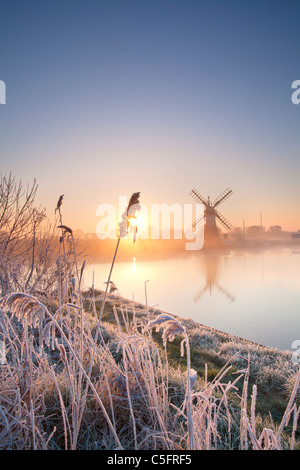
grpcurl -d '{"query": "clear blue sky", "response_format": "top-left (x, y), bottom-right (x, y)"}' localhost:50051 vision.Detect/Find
top-left (0, 0), bottom-right (299, 232)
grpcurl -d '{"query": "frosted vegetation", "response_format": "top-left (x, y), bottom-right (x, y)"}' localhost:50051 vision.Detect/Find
top-left (0, 174), bottom-right (299, 450)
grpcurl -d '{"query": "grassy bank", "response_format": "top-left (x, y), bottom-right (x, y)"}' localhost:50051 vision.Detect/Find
top-left (99, 291), bottom-right (300, 425)
top-left (0, 287), bottom-right (299, 450)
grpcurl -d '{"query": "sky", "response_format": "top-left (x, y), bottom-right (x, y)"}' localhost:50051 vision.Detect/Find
top-left (0, 0), bottom-right (300, 234)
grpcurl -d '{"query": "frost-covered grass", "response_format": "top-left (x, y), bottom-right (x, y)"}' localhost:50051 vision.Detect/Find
top-left (108, 295), bottom-right (300, 425)
top-left (0, 290), bottom-right (299, 450)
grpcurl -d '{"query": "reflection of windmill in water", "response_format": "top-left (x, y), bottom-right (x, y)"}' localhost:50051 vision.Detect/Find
top-left (194, 251), bottom-right (235, 303)
top-left (190, 187), bottom-right (233, 249)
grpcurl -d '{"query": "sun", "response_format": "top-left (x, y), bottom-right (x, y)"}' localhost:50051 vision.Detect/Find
top-left (129, 216), bottom-right (138, 227)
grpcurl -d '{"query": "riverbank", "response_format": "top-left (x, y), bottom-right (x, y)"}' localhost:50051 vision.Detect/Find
top-left (1, 288), bottom-right (299, 449)
top-left (92, 289), bottom-right (300, 423)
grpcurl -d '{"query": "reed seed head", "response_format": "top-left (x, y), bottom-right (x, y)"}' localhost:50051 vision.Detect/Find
top-left (55, 194), bottom-right (64, 213)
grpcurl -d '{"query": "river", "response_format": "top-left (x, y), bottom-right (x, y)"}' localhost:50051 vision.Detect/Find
top-left (83, 246), bottom-right (300, 351)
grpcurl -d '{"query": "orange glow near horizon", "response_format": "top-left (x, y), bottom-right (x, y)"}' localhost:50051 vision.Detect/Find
top-left (131, 257), bottom-right (137, 271)
top-left (61, 202), bottom-right (300, 238)
top-left (39, 167), bottom-right (300, 236)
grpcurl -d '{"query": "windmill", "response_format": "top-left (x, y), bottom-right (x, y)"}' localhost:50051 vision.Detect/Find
top-left (190, 187), bottom-right (233, 248)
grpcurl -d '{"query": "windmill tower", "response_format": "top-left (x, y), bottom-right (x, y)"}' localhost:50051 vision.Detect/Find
top-left (190, 187), bottom-right (233, 248)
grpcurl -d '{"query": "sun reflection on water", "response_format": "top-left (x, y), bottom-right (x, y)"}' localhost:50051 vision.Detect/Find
top-left (131, 257), bottom-right (137, 271)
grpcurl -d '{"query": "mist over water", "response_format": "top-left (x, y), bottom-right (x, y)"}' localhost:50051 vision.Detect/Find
top-left (84, 246), bottom-right (300, 351)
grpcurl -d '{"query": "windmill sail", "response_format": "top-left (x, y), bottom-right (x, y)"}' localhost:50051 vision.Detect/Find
top-left (215, 208), bottom-right (233, 230)
top-left (192, 214), bottom-right (205, 230)
top-left (213, 188), bottom-right (233, 208)
top-left (190, 189), bottom-right (209, 206)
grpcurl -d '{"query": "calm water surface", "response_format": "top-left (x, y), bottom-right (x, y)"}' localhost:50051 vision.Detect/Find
top-left (84, 247), bottom-right (300, 351)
